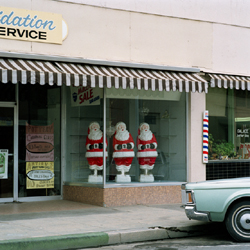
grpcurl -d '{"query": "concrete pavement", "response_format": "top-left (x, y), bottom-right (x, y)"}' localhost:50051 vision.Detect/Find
top-left (0, 200), bottom-right (222, 250)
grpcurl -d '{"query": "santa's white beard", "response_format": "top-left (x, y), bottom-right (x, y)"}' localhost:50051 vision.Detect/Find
top-left (138, 130), bottom-right (153, 141)
top-left (88, 129), bottom-right (103, 140)
top-left (115, 130), bottom-right (129, 141)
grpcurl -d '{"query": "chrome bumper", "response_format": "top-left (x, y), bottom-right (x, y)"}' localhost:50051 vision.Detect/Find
top-left (185, 205), bottom-right (210, 222)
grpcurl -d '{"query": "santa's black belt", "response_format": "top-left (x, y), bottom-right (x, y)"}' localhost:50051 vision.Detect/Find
top-left (117, 143), bottom-right (132, 150)
top-left (141, 143), bottom-right (155, 150)
top-left (89, 143), bottom-right (103, 150)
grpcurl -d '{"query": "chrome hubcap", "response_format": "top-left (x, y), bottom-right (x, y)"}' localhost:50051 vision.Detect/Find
top-left (240, 213), bottom-right (250, 230)
top-left (235, 207), bottom-right (250, 235)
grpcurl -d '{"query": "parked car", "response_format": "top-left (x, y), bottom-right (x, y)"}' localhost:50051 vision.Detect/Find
top-left (182, 177), bottom-right (250, 242)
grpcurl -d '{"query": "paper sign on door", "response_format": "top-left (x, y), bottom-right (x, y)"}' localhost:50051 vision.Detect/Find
top-left (0, 149), bottom-right (8, 179)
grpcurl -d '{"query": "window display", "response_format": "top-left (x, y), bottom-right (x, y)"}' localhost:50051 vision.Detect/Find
top-left (65, 86), bottom-right (187, 184)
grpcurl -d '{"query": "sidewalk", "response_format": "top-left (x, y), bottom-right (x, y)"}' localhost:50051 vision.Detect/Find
top-left (0, 200), bottom-right (219, 250)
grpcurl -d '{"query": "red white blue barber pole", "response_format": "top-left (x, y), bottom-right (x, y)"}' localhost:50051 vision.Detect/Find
top-left (203, 111), bottom-right (209, 163)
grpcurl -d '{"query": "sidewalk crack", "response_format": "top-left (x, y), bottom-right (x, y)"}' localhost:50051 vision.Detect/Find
top-left (148, 226), bottom-right (197, 235)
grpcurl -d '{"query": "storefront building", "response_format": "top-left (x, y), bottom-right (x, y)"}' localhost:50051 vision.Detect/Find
top-left (0, 0), bottom-right (250, 206)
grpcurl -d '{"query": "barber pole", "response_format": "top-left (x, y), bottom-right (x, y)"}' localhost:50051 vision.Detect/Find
top-left (203, 111), bottom-right (209, 163)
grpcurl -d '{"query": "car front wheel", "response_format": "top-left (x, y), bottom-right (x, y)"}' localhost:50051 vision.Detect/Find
top-left (225, 200), bottom-right (250, 242)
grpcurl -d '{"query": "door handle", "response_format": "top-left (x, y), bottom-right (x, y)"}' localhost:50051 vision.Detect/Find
top-left (8, 154), bottom-right (13, 156)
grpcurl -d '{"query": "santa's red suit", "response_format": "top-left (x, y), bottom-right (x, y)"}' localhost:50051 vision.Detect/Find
top-left (136, 123), bottom-right (158, 166)
top-left (113, 122), bottom-right (135, 167)
top-left (85, 122), bottom-right (107, 167)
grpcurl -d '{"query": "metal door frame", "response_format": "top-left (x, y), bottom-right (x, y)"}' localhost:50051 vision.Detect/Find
top-left (0, 101), bottom-right (18, 202)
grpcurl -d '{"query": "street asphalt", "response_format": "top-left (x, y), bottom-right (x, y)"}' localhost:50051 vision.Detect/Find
top-left (0, 200), bottom-right (225, 250)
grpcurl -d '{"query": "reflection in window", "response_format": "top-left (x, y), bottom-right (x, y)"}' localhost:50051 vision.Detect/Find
top-left (207, 88), bottom-right (250, 160)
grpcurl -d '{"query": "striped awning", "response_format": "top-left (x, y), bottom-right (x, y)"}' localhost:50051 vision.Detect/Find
top-left (208, 73), bottom-right (250, 90)
top-left (0, 58), bottom-right (208, 93)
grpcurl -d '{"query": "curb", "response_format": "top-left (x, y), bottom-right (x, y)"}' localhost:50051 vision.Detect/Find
top-left (0, 232), bottom-right (109, 250)
top-left (0, 224), bottom-right (219, 250)
top-left (108, 224), bottom-right (214, 245)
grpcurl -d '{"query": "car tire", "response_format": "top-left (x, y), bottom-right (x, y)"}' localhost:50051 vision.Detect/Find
top-left (225, 200), bottom-right (250, 242)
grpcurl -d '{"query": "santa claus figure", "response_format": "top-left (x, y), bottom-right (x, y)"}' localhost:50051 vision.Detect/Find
top-left (137, 122), bottom-right (158, 182)
top-left (113, 122), bottom-right (135, 182)
top-left (85, 122), bottom-right (107, 182)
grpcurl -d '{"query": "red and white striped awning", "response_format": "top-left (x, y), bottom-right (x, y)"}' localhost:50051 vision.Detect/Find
top-left (208, 73), bottom-right (250, 90)
top-left (0, 58), bottom-right (208, 93)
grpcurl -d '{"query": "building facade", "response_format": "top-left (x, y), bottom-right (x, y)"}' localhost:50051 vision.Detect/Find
top-left (0, 0), bottom-right (250, 206)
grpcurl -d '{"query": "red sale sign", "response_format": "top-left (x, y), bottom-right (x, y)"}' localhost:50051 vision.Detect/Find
top-left (71, 86), bottom-right (102, 106)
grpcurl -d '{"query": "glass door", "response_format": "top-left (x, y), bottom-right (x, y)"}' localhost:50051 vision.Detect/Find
top-left (18, 84), bottom-right (61, 200)
top-left (0, 106), bottom-right (16, 201)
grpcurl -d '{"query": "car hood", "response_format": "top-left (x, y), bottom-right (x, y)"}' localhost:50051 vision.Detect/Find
top-left (185, 177), bottom-right (250, 190)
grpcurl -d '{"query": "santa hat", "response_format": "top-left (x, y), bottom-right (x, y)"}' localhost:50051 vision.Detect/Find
top-left (88, 121), bottom-right (100, 134)
top-left (115, 122), bottom-right (126, 131)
